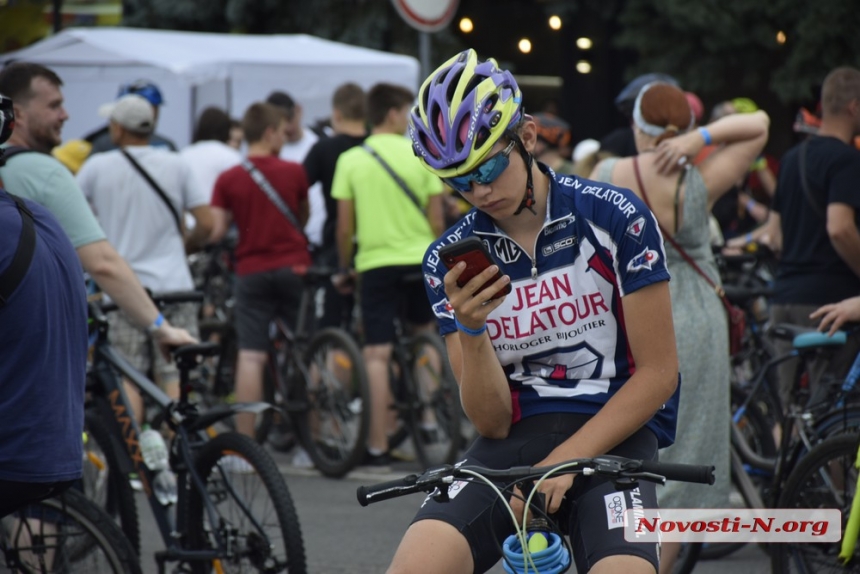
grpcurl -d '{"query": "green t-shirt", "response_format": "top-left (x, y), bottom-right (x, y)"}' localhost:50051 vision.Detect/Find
top-left (331, 133), bottom-right (443, 272)
top-left (0, 148), bottom-right (105, 248)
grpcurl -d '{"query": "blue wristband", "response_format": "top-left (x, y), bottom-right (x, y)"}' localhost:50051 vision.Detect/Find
top-left (745, 232), bottom-right (753, 243)
top-left (455, 317), bottom-right (487, 337)
top-left (698, 126), bottom-right (713, 146)
top-left (146, 312), bottom-right (165, 334)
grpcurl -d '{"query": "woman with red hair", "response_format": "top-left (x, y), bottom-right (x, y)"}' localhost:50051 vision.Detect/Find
top-left (590, 82), bottom-right (769, 573)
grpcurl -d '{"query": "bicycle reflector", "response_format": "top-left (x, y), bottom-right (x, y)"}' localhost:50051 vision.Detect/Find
top-left (502, 531), bottom-right (571, 574)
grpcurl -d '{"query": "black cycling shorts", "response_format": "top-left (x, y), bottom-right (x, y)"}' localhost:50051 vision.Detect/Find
top-left (359, 265), bottom-right (433, 345)
top-left (411, 413), bottom-right (660, 573)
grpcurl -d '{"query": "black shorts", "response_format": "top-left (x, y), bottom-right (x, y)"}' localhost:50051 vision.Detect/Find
top-left (359, 265), bottom-right (433, 345)
top-left (411, 413), bottom-right (660, 573)
top-left (234, 268), bottom-right (304, 351)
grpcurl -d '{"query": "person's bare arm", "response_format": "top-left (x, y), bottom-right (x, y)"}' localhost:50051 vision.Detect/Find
top-left (426, 194), bottom-right (445, 237)
top-left (443, 262), bottom-right (513, 438)
top-left (208, 206), bottom-right (233, 244)
top-left (828, 203), bottom-right (860, 279)
top-left (654, 111), bottom-right (770, 206)
top-left (511, 281), bottom-right (679, 515)
top-left (77, 240), bottom-right (197, 353)
top-left (185, 205), bottom-right (213, 254)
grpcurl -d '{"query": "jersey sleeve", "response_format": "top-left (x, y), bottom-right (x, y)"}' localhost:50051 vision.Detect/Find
top-left (181, 160), bottom-right (210, 209)
top-left (422, 238), bottom-right (456, 336)
top-left (576, 178), bottom-right (670, 297)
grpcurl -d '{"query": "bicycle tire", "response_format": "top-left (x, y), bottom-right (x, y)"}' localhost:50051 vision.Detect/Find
top-left (82, 410), bottom-right (140, 556)
top-left (0, 487), bottom-right (142, 574)
top-left (292, 327), bottom-right (369, 478)
top-left (187, 432), bottom-right (306, 574)
top-left (404, 332), bottom-right (462, 468)
top-left (771, 432), bottom-right (860, 573)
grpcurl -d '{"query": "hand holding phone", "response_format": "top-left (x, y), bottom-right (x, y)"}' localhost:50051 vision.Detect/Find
top-left (439, 236), bottom-right (512, 301)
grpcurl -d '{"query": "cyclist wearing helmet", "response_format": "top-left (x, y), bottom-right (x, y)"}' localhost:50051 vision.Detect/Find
top-left (85, 80), bottom-right (178, 155)
top-left (394, 49), bottom-right (681, 574)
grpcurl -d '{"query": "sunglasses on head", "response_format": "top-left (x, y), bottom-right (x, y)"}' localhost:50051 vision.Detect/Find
top-left (443, 139), bottom-right (517, 192)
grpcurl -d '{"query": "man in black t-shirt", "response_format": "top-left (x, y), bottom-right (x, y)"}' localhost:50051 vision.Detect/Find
top-left (302, 82), bottom-right (367, 329)
top-left (770, 66), bottom-right (860, 405)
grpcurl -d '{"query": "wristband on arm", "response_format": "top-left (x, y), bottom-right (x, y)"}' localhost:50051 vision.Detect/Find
top-left (454, 317), bottom-right (487, 337)
top-left (697, 127), bottom-right (713, 146)
top-left (146, 313), bottom-right (165, 335)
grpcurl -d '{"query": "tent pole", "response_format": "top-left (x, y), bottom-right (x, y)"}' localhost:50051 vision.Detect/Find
top-left (419, 32), bottom-right (431, 81)
top-left (53, 0), bottom-right (63, 33)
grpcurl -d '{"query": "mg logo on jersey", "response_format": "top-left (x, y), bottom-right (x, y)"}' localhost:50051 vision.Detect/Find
top-left (627, 247), bottom-right (660, 272)
top-left (626, 216), bottom-right (646, 243)
top-left (494, 238), bottom-right (521, 264)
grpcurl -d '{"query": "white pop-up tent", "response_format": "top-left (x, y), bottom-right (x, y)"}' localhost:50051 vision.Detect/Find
top-left (0, 27), bottom-right (420, 147)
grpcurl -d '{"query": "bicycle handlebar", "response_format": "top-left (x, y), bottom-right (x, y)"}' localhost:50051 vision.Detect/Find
top-left (98, 290), bottom-right (204, 314)
top-left (356, 456), bottom-right (714, 507)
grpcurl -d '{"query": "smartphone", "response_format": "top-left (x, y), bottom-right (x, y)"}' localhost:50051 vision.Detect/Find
top-left (439, 236), bottom-right (512, 300)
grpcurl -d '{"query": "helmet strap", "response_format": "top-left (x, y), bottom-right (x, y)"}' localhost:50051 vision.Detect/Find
top-left (513, 138), bottom-right (537, 216)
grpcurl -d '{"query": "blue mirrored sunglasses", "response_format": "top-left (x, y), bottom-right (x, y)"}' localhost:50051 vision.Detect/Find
top-left (443, 139), bottom-right (517, 192)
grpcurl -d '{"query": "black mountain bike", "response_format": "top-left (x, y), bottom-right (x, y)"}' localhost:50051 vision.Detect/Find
top-left (84, 297), bottom-right (306, 574)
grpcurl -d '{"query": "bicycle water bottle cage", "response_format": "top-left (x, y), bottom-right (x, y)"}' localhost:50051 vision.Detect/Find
top-left (793, 330), bottom-right (847, 349)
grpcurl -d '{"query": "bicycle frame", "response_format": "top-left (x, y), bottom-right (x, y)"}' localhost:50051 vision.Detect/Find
top-left (839, 439), bottom-right (860, 562)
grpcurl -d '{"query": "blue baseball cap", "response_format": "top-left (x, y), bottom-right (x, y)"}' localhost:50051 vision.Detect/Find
top-left (117, 80), bottom-right (164, 107)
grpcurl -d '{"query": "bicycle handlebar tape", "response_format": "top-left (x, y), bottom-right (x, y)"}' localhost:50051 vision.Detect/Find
top-left (640, 460), bottom-right (715, 485)
top-left (356, 474), bottom-right (420, 507)
top-left (502, 531), bottom-right (570, 574)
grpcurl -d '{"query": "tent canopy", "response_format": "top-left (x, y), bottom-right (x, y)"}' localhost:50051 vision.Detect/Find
top-left (0, 27), bottom-right (420, 147)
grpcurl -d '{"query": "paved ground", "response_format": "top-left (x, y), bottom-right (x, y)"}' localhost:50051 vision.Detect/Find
top-left (135, 447), bottom-right (770, 573)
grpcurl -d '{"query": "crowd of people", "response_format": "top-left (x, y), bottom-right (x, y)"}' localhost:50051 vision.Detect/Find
top-left (1, 49), bottom-right (860, 574)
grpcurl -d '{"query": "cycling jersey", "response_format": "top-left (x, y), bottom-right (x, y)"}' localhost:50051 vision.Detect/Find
top-left (422, 165), bottom-right (680, 447)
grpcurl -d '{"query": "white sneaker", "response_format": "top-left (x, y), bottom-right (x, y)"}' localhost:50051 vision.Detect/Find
top-left (218, 454), bottom-right (255, 474)
top-left (290, 447), bottom-right (314, 469)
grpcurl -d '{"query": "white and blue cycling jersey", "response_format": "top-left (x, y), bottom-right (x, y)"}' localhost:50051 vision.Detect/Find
top-left (422, 165), bottom-right (680, 448)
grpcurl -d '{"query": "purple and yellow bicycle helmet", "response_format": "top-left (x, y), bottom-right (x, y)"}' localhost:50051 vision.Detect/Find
top-left (408, 49), bottom-right (523, 178)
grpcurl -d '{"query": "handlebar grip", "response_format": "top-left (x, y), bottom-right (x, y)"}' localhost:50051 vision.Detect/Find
top-left (356, 474), bottom-right (420, 507)
top-left (639, 460), bottom-right (715, 485)
top-left (151, 290), bottom-right (204, 305)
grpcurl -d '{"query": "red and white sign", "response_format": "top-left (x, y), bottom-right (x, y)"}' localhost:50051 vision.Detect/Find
top-left (391, 0), bottom-right (460, 33)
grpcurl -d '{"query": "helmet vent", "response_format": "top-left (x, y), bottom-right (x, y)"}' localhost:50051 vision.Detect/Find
top-left (475, 127), bottom-right (491, 148)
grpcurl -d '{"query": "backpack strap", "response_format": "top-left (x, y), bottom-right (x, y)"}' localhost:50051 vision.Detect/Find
top-left (0, 191), bottom-right (36, 307)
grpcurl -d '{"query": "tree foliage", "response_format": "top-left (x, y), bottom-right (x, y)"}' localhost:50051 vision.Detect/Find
top-left (542, 0), bottom-right (860, 104)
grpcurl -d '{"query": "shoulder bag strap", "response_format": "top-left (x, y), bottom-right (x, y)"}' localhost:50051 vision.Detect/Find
top-left (798, 139), bottom-right (826, 220)
top-left (362, 144), bottom-right (424, 214)
top-left (633, 156), bottom-right (729, 301)
top-left (240, 159), bottom-right (308, 241)
top-left (0, 192), bottom-right (36, 307)
top-left (120, 149), bottom-right (183, 235)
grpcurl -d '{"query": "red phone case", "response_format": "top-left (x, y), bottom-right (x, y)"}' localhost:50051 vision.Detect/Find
top-left (439, 237), bottom-right (512, 300)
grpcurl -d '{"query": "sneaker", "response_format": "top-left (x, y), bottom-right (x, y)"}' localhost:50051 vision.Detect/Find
top-left (358, 450), bottom-right (392, 472)
top-left (129, 473), bottom-right (143, 492)
top-left (290, 447), bottom-right (314, 469)
top-left (218, 454), bottom-right (255, 474)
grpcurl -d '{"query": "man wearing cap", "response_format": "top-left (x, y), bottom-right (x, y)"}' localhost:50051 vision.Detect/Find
top-left (85, 80), bottom-right (178, 156)
top-left (77, 93), bottom-right (212, 415)
top-left (0, 62), bottom-right (197, 362)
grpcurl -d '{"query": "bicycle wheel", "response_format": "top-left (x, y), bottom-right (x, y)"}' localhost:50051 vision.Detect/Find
top-left (188, 432), bottom-right (306, 574)
top-left (292, 327), bottom-right (369, 478)
top-left (771, 432), bottom-right (860, 573)
top-left (404, 332), bottom-right (462, 467)
top-left (0, 488), bottom-right (142, 574)
top-left (81, 410), bottom-right (140, 556)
